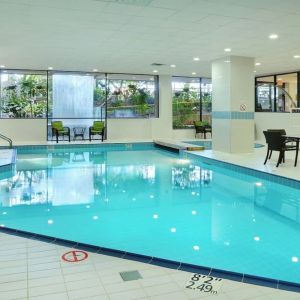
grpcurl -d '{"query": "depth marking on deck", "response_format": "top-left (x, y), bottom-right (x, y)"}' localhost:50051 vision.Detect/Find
top-left (185, 274), bottom-right (223, 295)
top-left (61, 250), bottom-right (88, 263)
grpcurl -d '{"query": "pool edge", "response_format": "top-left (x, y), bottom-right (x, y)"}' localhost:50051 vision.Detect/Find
top-left (0, 226), bottom-right (299, 293)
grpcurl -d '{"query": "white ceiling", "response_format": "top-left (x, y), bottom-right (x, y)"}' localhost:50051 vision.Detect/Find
top-left (1, 0), bottom-right (300, 77)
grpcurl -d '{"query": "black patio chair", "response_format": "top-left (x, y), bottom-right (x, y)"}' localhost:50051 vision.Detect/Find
top-left (263, 131), bottom-right (298, 167)
top-left (266, 129), bottom-right (294, 160)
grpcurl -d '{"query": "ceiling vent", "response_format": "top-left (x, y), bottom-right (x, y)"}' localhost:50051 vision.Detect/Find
top-left (94, 0), bottom-right (153, 6)
top-left (151, 63), bottom-right (165, 66)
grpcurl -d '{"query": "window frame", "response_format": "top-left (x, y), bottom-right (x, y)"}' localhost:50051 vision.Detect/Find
top-left (0, 69), bottom-right (160, 120)
top-left (255, 71), bottom-right (300, 112)
top-left (172, 76), bottom-right (212, 130)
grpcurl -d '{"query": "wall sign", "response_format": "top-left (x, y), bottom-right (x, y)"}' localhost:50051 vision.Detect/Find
top-left (240, 104), bottom-right (246, 111)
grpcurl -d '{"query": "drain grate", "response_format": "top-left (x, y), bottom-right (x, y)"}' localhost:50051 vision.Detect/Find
top-left (119, 270), bottom-right (142, 281)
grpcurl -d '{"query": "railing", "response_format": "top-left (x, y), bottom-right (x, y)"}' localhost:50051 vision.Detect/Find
top-left (0, 133), bottom-right (12, 148)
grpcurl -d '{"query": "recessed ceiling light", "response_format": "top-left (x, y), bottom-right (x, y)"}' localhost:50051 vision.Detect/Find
top-left (0, 65), bottom-right (5, 68)
top-left (193, 57), bottom-right (200, 61)
top-left (192, 72), bottom-right (196, 75)
top-left (170, 64), bottom-right (176, 68)
top-left (254, 236), bottom-right (260, 241)
top-left (294, 55), bottom-right (300, 59)
top-left (224, 60), bottom-right (231, 63)
top-left (48, 67), bottom-right (53, 70)
top-left (153, 70), bottom-right (158, 73)
top-left (193, 245), bottom-right (200, 251)
top-left (255, 62), bottom-right (261, 66)
top-left (93, 68), bottom-right (98, 72)
top-left (269, 34), bottom-right (278, 39)
top-left (254, 70), bottom-right (257, 73)
top-left (224, 48), bottom-right (231, 52)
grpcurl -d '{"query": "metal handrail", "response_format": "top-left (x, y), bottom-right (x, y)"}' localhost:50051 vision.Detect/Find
top-left (0, 133), bottom-right (12, 148)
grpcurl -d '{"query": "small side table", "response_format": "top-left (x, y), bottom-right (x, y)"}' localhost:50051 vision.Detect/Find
top-left (73, 127), bottom-right (86, 140)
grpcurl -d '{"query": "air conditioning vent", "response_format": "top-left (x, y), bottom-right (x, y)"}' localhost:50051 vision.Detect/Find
top-left (151, 63), bottom-right (165, 66)
top-left (94, 0), bottom-right (153, 6)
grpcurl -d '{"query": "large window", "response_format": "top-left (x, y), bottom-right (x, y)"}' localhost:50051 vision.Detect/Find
top-left (256, 72), bottom-right (300, 112)
top-left (0, 70), bottom-right (159, 121)
top-left (201, 78), bottom-right (212, 123)
top-left (47, 72), bottom-right (106, 140)
top-left (0, 69), bottom-right (160, 141)
top-left (107, 74), bottom-right (158, 118)
top-left (0, 70), bottom-right (47, 118)
top-left (256, 76), bottom-right (275, 111)
top-left (172, 77), bottom-right (212, 129)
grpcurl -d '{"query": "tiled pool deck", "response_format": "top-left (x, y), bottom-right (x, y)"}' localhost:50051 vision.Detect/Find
top-left (1, 139), bottom-right (300, 299)
top-left (1, 231), bottom-right (300, 300)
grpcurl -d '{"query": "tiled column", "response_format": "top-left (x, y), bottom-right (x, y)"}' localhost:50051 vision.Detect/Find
top-left (212, 56), bottom-right (255, 153)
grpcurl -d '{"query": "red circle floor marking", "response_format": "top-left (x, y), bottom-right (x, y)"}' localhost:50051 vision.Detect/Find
top-left (61, 250), bottom-right (88, 263)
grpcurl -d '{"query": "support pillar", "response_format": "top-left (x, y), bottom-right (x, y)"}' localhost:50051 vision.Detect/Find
top-left (212, 56), bottom-right (255, 153)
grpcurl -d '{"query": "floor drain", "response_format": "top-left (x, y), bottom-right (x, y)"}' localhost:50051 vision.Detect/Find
top-left (119, 270), bottom-right (142, 281)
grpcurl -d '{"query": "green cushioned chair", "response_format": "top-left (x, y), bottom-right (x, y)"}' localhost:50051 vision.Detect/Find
top-left (193, 121), bottom-right (212, 139)
top-left (89, 121), bottom-right (105, 142)
top-left (51, 121), bottom-right (70, 143)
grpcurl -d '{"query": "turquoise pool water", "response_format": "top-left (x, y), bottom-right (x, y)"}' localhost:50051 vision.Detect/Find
top-left (0, 144), bottom-right (299, 284)
top-left (183, 141), bottom-right (264, 149)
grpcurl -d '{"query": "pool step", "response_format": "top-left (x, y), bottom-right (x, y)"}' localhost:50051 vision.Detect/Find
top-left (154, 139), bottom-right (204, 152)
top-left (0, 148), bottom-right (16, 167)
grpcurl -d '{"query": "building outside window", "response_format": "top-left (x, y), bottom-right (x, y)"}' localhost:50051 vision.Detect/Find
top-left (256, 76), bottom-right (275, 112)
top-left (276, 73), bottom-right (298, 112)
top-left (255, 72), bottom-right (300, 112)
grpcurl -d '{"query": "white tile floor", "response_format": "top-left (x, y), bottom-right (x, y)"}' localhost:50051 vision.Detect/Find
top-left (1, 139), bottom-right (300, 299)
top-left (189, 140), bottom-right (300, 181)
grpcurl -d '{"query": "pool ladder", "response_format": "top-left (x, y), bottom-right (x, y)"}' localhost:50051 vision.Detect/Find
top-left (0, 133), bottom-right (13, 148)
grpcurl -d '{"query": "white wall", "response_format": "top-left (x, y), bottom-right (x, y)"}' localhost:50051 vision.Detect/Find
top-left (107, 119), bottom-right (152, 140)
top-left (255, 112), bottom-right (300, 141)
top-left (0, 119), bottom-right (47, 145)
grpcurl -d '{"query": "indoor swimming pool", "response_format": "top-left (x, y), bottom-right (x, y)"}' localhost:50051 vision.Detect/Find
top-left (0, 143), bottom-right (299, 286)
